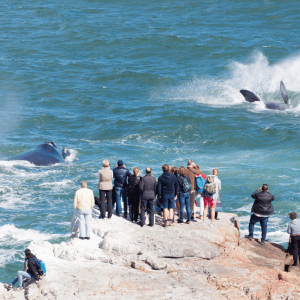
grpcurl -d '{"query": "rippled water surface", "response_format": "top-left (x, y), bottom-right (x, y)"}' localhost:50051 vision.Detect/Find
top-left (1, 0), bottom-right (300, 282)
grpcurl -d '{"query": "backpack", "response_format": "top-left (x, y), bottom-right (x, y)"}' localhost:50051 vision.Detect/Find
top-left (204, 175), bottom-right (216, 196)
top-left (181, 176), bottom-right (191, 192)
top-left (195, 174), bottom-right (205, 193)
top-left (30, 258), bottom-right (46, 277)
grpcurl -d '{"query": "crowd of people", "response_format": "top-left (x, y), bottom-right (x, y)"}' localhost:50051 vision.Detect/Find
top-left (6, 165), bottom-right (300, 292)
top-left (73, 159), bottom-right (222, 239)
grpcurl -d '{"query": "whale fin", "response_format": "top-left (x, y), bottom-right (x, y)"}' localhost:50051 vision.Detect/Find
top-left (240, 90), bottom-right (261, 103)
top-left (280, 81), bottom-right (289, 106)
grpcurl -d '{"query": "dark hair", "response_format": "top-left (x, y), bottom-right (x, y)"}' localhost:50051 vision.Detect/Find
top-left (178, 166), bottom-right (186, 176)
top-left (170, 166), bottom-right (177, 176)
top-left (162, 164), bottom-right (169, 173)
top-left (262, 184), bottom-right (268, 191)
top-left (289, 212), bottom-right (297, 220)
top-left (25, 249), bottom-right (31, 257)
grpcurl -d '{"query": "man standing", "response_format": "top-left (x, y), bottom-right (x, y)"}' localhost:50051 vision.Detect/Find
top-left (113, 160), bottom-right (131, 218)
top-left (245, 184), bottom-right (274, 245)
top-left (287, 212), bottom-right (300, 266)
top-left (158, 164), bottom-right (178, 227)
top-left (139, 167), bottom-right (156, 227)
top-left (185, 160), bottom-right (202, 219)
top-left (74, 181), bottom-right (95, 240)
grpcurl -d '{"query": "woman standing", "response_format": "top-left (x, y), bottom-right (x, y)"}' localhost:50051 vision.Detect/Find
top-left (177, 166), bottom-right (192, 224)
top-left (203, 168), bottom-right (221, 226)
top-left (128, 167), bottom-right (141, 222)
top-left (212, 168), bottom-right (221, 220)
top-left (98, 159), bottom-right (113, 219)
top-left (170, 166), bottom-right (180, 221)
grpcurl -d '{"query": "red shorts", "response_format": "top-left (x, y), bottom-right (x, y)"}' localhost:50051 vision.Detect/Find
top-left (204, 196), bottom-right (217, 208)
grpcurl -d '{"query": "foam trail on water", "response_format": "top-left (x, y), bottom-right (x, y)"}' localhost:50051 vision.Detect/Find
top-left (162, 51), bottom-right (300, 110)
top-left (0, 224), bottom-right (62, 242)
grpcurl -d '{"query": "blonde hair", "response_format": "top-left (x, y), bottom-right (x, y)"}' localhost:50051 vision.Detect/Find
top-left (133, 167), bottom-right (139, 175)
top-left (103, 159), bottom-right (109, 167)
top-left (212, 168), bottom-right (218, 175)
top-left (81, 180), bottom-right (87, 188)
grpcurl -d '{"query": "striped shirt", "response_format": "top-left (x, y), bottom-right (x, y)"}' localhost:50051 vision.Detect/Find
top-left (287, 219), bottom-right (300, 236)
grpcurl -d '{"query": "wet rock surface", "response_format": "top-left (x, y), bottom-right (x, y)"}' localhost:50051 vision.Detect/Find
top-left (1, 209), bottom-right (300, 299)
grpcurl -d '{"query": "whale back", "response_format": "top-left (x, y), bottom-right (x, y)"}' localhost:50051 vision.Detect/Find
top-left (280, 81), bottom-right (289, 106)
top-left (240, 90), bottom-right (261, 103)
top-left (8, 142), bottom-right (66, 166)
top-left (264, 101), bottom-right (289, 111)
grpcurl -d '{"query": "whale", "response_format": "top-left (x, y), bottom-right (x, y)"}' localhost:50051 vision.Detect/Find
top-left (8, 142), bottom-right (71, 166)
top-left (240, 81), bottom-right (290, 111)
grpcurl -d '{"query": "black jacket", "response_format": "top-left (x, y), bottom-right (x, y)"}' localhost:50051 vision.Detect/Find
top-left (139, 173), bottom-right (157, 200)
top-left (158, 172), bottom-right (179, 198)
top-left (177, 175), bottom-right (191, 194)
top-left (251, 190), bottom-right (275, 215)
top-left (27, 254), bottom-right (39, 280)
top-left (113, 166), bottom-right (131, 188)
top-left (128, 174), bottom-right (141, 194)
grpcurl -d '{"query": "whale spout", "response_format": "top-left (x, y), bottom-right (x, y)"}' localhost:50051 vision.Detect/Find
top-left (240, 90), bottom-right (261, 103)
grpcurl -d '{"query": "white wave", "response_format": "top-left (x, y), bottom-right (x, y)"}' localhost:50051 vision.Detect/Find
top-left (0, 248), bottom-right (18, 266)
top-left (0, 160), bottom-right (35, 168)
top-left (65, 149), bottom-right (78, 162)
top-left (0, 224), bottom-right (62, 242)
top-left (39, 179), bottom-right (73, 187)
top-left (159, 51), bottom-right (300, 112)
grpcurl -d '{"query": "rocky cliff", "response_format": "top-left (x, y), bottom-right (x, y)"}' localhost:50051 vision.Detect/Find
top-left (1, 209), bottom-right (300, 300)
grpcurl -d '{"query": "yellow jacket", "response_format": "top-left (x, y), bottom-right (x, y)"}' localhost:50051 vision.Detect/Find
top-left (73, 188), bottom-right (94, 209)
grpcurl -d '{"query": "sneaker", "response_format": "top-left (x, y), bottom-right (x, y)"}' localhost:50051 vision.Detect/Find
top-left (79, 237), bottom-right (85, 240)
top-left (191, 213), bottom-right (195, 220)
top-left (210, 223), bottom-right (215, 227)
top-left (177, 220), bottom-right (183, 223)
top-left (169, 220), bottom-right (174, 226)
top-left (261, 240), bottom-right (265, 245)
top-left (162, 221), bottom-right (168, 227)
top-left (4, 284), bottom-right (12, 290)
top-left (245, 235), bottom-right (253, 241)
top-left (85, 237), bottom-right (90, 240)
top-left (139, 222), bottom-right (144, 227)
top-left (13, 287), bottom-right (23, 291)
top-left (186, 220), bottom-right (190, 224)
top-left (123, 214), bottom-right (127, 218)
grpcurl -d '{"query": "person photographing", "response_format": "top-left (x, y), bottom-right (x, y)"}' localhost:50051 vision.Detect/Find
top-left (245, 184), bottom-right (274, 245)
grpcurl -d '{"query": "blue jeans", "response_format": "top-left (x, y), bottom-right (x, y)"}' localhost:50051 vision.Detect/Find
top-left (78, 209), bottom-right (92, 238)
top-left (179, 192), bottom-right (191, 221)
top-left (114, 187), bottom-right (127, 216)
top-left (11, 271), bottom-right (33, 288)
top-left (249, 214), bottom-right (269, 241)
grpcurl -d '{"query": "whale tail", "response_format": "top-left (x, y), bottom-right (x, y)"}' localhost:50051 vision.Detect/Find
top-left (280, 81), bottom-right (289, 106)
top-left (240, 90), bottom-right (261, 103)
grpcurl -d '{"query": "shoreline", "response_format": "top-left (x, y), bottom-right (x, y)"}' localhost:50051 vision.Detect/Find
top-left (1, 209), bottom-right (299, 299)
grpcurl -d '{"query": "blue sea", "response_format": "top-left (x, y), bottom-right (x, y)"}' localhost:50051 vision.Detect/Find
top-left (1, 0), bottom-right (300, 283)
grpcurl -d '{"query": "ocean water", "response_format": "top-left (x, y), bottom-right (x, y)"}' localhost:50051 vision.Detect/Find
top-left (1, 0), bottom-right (300, 283)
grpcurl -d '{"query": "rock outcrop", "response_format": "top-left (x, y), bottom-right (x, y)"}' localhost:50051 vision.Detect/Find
top-left (1, 209), bottom-right (300, 300)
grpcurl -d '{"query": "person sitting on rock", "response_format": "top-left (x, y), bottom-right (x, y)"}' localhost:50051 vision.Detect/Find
top-left (245, 184), bottom-right (274, 245)
top-left (158, 164), bottom-right (179, 226)
top-left (287, 212), bottom-right (300, 266)
top-left (74, 180), bottom-right (95, 240)
top-left (4, 249), bottom-right (39, 291)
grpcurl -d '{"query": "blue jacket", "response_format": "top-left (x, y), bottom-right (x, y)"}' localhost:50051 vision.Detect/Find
top-left (113, 166), bottom-right (131, 188)
top-left (158, 172), bottom-right (179, 197)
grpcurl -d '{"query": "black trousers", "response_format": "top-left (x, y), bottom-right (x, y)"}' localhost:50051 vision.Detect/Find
top-left (291, 235), bottom-right (300, 266)
top-left (128, 193), bottom-right (140, 222)
top-left (99, 189), bottom-right (112, 218)
top-left (140, 199), bottom-right (154, 226)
